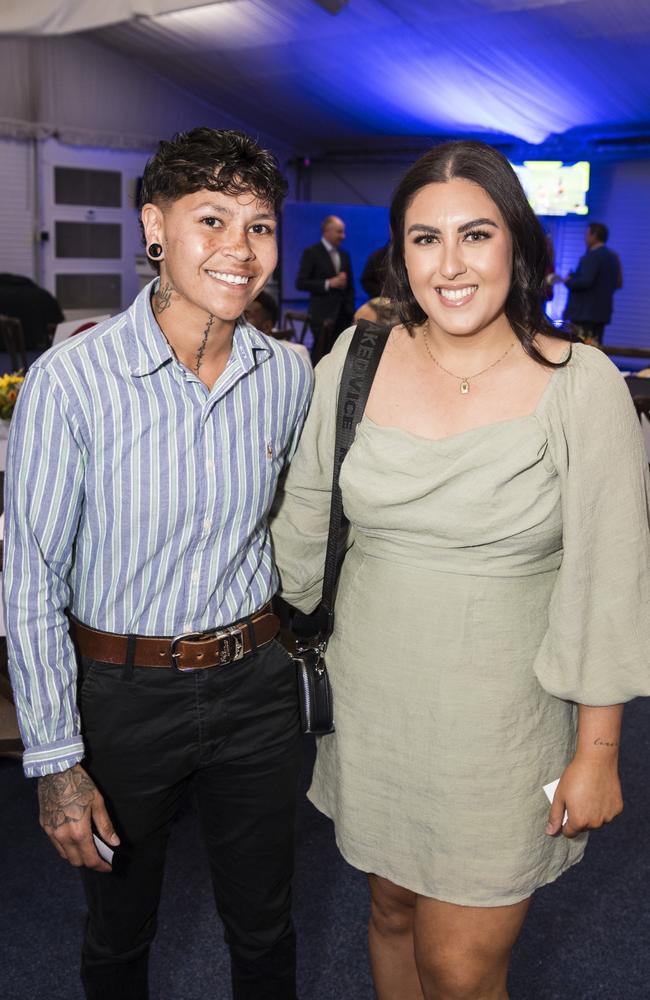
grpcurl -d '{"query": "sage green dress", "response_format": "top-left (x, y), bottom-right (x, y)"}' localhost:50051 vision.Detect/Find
top-left (271, 330), bottom-right (650, 906)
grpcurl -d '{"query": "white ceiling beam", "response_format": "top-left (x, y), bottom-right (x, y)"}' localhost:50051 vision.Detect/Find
top-left (0, 1), bottom-right (229, 35)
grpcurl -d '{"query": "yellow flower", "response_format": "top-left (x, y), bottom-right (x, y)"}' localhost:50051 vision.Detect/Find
top-left (0, 371), bottom-right (24, 417)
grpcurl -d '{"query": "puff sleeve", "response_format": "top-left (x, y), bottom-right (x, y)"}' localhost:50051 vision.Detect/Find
top-left (533, 346), bottom-right (650, 704)
top-left (270, 328), bottom-right (354, 612)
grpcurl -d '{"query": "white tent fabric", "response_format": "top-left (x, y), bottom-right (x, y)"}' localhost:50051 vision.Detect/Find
top-left (1, 1), bottom-right (222, 36)
top-left (1, 0), bottom-right (649, 153)
top-left (0, 34), bottom-right (291, 154)
top-left (87, 0), bottom-right (650, 149)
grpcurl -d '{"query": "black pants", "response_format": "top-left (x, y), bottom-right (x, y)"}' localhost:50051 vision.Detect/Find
top-left (77, 639), bottom-right (302, 1000)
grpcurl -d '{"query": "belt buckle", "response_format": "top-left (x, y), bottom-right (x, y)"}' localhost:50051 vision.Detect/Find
top-left (170, 631), bottom-right (205, 673)
top-left (216, 625), bottom-right (245, 665)
top-left (170, 625), bottom-right (245, 673)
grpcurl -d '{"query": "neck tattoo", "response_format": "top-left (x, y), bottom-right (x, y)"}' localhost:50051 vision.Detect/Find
top-left (195, 314), bottom-right (214, 374)
top-left (423, 328), bottom-right (516, 394)
top-left (153, 282), bottom-right (173, 314)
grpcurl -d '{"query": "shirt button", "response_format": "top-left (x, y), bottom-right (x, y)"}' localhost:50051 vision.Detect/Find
top-left (192, 571), bottom-right (200, 584)
top-left (203, 518), bottom-right (211, 531)
top-left (206, 459), bottom-right (215, 471)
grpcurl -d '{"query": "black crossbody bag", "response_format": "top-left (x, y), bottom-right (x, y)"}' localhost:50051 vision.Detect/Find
top-left (295, 320), bottom-right (389, 735)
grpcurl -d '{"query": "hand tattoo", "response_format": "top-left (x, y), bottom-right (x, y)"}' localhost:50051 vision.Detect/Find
top-left (593, 737), bottom-right (619, 748)
top-left (153, 281), bottom-right (174, 314)
top-left (195, 314), bottom-right (214, 374)
top-left (38, 765), bottom-right (97, 830)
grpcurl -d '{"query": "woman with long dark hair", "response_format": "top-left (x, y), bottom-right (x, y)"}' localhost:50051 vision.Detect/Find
top-left (272, 141), bottom-right (650, 998)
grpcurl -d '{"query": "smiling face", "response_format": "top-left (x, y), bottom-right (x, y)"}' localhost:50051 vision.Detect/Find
top-left (141, 187), bottom-right (278, 331)
top-left (403, 177), bottom-right (513, 341)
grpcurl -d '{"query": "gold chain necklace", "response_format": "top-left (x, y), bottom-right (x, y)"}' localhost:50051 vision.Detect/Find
top-left (422, 331), bottom-right (517, 394)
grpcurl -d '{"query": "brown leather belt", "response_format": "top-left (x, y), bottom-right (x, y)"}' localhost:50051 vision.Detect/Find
top-left (70, 606), bottom-right (280, 672)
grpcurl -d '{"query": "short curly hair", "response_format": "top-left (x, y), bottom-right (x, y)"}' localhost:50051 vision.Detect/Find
top-left (384, 140), bottom-right (565, 368)
top-left (138, 126), bottom-right (288, 220)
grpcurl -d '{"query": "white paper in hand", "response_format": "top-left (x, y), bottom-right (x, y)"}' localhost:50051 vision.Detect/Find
top-left (543, 778), bottom-right (568, 826)
top-left (93, 833), bottom-right (115, 865)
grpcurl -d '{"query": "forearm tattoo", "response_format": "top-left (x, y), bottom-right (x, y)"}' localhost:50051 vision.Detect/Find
top-left (195, 314), bottom-right (214, 374)
top-left (593, 737), bottom-right (620, 748)
top-left (153, 281), bottom-right (174, 314)
top-left (38, 765), bottom-right (97, 830)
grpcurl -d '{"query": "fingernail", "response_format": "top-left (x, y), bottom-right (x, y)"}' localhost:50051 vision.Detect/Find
top-left (546, 823), bottom-right (555, 834)
top-left (109, 833), bottom-right (120, 845)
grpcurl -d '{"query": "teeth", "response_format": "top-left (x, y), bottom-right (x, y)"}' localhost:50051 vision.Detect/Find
top-left (438, 286), bottom-right (477, 301)
top-left (207, 270), bottom-right (250, 285)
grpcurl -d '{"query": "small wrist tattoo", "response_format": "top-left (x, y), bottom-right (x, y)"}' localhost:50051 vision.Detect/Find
top-left (593, 737), bottom-right (619, 748)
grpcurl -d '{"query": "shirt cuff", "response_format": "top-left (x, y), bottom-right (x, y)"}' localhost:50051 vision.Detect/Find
top-left (324, 279), bottom-right (330, 291)
top-left (22, 736), bottom-right (85, 778)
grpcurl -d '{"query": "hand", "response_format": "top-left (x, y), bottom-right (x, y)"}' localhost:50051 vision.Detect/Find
top-left (38, 763), bottom-right (120, 872)
top-left (546, 755), bottom-right (623, 839)
top-left (329, 271), bottom-right (348, 290)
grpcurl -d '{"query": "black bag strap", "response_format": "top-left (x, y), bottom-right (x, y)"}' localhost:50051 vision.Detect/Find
top-left (318, 320), bottom-right (389, 638)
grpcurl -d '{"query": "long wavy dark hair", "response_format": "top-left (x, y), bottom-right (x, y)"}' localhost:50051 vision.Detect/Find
top-left (384, 140), bottom-right (568, 368)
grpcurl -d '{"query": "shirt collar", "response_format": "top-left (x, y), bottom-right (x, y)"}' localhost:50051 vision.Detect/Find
top-left (126, 279), bottom-right (176, 377)
top-left (321, 237), bottom-right (335, 253)
top-left (124, 279), bottom-right (272, 378)
top-left (231, 316), bottom-right (273, 374)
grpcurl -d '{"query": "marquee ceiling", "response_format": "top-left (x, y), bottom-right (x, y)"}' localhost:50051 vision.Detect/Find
top-left (5, 0), bottom-right (650, 155)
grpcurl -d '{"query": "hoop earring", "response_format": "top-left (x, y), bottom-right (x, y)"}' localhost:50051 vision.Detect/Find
top-left (147, 242), bottom-right (163, 260)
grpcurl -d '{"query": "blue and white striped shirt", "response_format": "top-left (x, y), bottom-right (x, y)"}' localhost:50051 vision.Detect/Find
top-left (4, 280), bottom-right (313, 777)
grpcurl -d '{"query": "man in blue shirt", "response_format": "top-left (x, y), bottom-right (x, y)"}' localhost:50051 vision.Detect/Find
top-left (5, 128), bottom-right (313, 1000)
top-left (562, 222), bottom-right (623, 345)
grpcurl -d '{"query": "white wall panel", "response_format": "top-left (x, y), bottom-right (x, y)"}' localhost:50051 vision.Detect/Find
top-left (592, 160), bottom-right (650, 347)
top-left (39, 138), bottom-right (151, 314)
top-left (0, 138), bottom-right (35, 279)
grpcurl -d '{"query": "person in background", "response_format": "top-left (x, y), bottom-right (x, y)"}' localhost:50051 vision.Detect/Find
top-left (244, 288), bottom-right (279, 336)
top-left (542, 231), bottom-right (556, 303)
top-left (360, 243), bottom-right (389, 299)
top-left (354, 295), bottom-right (400, 328)
top-left (0, 272), bottom-right (64, 351)
top-left (296, 214), bottom-right (355, 364)
top-left (245, 290), bottom-right (311, 366)
top-left (560, 222), bottom-right (622, 345)
top-left (5, 127), bottom-right (313, 1000)
top-left (272, 140), bottom-right (650, 999)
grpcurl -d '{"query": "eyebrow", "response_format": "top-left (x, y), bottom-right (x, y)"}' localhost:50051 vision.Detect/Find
top-left (407, 217), bottom-right (499, 235)
top-left (194, 201), bottom-right (276, 220)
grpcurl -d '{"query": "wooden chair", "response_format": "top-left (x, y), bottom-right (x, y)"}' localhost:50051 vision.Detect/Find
top-left (282, 311), bottom-right (311, 345)
top-left (0, 315), bottom-right (28, 372)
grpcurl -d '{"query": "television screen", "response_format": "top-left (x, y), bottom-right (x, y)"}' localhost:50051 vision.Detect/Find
top-left (510, 161), bottom-right (590, 217)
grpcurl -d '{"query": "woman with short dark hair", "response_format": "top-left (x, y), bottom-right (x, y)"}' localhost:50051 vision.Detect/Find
top-left (7, 126), bottom-right (313, 1000)
top-left (272, 140), bottom-right (650, 998)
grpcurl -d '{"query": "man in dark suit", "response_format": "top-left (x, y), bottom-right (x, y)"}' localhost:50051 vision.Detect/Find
top-left (296, 215), bottom-right (355, 363)
top-left (562, 222), bottom-right (623, 345)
